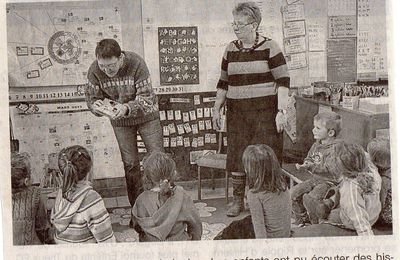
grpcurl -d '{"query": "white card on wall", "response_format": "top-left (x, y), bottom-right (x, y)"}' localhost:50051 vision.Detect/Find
top-left (167, 110), bottom-right (174, 120)
top-left (189, 110), bottom-right (197, 121)
top-left (159, 110), bottom-right (166, 121)
top-left (198, 120), bottom-right (205, 131)
top-left (204, 107), bottom-right (211, 117)
top-left (182, 112), bottom-right (190, 122)
top-left (174, 110), bottom-right (182, 120)
top-left (177, 124), bottom-right (185, 135)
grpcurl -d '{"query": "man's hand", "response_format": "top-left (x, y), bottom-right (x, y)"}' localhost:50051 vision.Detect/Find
top-left (275, 110), bottom-right (287, 133)
top-left (92, 99), bottom-right (104, 114)
top-left (111, 103), bottom-right (129, 120)
top-left (212, 108), bottom-right (221, 131)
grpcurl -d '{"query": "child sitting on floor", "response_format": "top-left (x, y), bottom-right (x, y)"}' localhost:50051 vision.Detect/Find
top-left (12, 152), bottom-right (51, 245)
top-left (215, 144), bottom-right (291, 239)
top-left (291, 111), bottom-right (344, 225)
top-left (131, 151), bottom-right (202, 242)
top-left (315, 143), bottom-right (381, 236)
top-left (367, 138), bottom-right (391, 226)
top-left (51, 145), bottom-right (115, 243)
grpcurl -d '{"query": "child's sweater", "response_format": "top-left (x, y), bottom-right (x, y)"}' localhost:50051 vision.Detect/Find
top-left (131, 186), bottom-right (202, 241)
top-left (338, 166), bottom-right (381, 236)
top-left (51, 181), bottom-right (115, 243)
top-left (247, 189), bottom-right (291, 238)
top-left (12, 187), bottom-right (49, 245)
top-left (304, 139), bottom-right (344, 182)
top-left (85, 51), bottom-right (159, 127)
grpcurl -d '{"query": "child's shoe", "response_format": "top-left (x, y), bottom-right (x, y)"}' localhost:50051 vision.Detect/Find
top-left (226, 196), bottom-right (244, 217)
top-left (302, 194), bottom-right (320, 224)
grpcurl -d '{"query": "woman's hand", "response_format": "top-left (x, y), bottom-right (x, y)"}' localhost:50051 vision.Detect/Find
top-left (275, 110), bottom-right (287, 133)
top-left (212, 108), bottom-right (221, 130)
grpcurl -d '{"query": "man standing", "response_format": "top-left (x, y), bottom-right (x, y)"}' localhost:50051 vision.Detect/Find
top-left (85, 39), bottom-right (163, 206)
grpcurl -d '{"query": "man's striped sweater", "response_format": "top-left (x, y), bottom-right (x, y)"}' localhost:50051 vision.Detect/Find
top-left (217, 35), bottom-right (290, 100)
top-left (51, 182), bottom-right (115, 243)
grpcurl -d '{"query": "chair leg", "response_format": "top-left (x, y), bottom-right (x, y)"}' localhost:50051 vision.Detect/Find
top-left (211, 169), bottom-right (215, 190)
top-left (225, 171), bottom-right (229, 204)
top-left (197, 166), bottom-right (201, 201)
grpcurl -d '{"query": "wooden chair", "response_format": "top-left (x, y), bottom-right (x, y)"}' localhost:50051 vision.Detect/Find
top-left (196, 114), bottom-right (230, 203)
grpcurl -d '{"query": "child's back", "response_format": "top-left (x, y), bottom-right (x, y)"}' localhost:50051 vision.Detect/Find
top-left (131, 151), bottom-right (202, 242)
top-left (50, 145), bottom-right (115, 243)
top-left (132, 185), bottom-right (202, 241)
top-left (13, 186), bottom-right (48, 245)
top-left (11, 152), bottom-right (49, 245)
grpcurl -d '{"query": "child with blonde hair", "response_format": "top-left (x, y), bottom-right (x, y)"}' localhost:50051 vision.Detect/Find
top-left (367, 138), bottom-right (391, 226)
top-left (292, 111), bottom-right (343, 225)
top-left (131, 151), bottom-right (202, 241)
top-left (51, 145), bottom-right (115, 243)
top-left (12, 153), bottom-right (50, 245)
top-left (316, 143), bottom-right (381, 236)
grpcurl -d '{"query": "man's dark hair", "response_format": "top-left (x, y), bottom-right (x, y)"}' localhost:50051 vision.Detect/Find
top-left (95, 38), bottom-right (121, 59)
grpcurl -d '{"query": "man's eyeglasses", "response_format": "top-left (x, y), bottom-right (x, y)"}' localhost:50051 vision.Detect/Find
top-left (98, 60), bottom-right (119, 70)
top-left (231, 21), bottom-right (254, 29)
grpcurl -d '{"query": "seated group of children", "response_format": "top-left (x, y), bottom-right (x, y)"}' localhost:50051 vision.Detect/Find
top-left (291, 111), bottom-right (391, 236)
top-left (11, 111), bottom-right (392, 244)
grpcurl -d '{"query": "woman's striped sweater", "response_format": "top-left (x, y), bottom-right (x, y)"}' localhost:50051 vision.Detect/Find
top-left (217, 35), bottom-right (290, 100)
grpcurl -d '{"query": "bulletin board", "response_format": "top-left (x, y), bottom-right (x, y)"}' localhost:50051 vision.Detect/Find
top-left (141, 0), bottom-right (285, 94)
top-left (7, 4), bottom-right (123, 87)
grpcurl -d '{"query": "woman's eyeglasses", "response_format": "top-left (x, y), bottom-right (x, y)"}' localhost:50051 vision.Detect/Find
top-left (231, 22), bottom-right (254, 29)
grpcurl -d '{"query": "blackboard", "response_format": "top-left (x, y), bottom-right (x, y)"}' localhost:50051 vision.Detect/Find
top-left (327, 38), bottom-right (357, 82)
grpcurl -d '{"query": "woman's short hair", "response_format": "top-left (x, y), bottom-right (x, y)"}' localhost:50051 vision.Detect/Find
top-left (95, 38), bottom-right (122, 59)
top-left (232, 2), bottom-right (262, 26)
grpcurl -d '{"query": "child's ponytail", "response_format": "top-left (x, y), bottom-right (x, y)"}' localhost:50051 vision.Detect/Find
top-left (159, 179), bottom-right (174, 197)
top-left (58, 145), bottom-right (92, 200)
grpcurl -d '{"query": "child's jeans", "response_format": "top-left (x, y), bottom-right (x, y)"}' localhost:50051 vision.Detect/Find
top-left (291, 176), bottom-right (336, 224)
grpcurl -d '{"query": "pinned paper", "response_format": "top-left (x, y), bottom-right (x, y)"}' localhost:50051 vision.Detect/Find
top-left (198, 120), bottom-right (205, 131)
top-left (205, 120), bottom-right (212, 130)
top-left (194, 95), bottom-right (201, 105)
top-left (196, 108), bottom-right (203, 118)
top-left (163, 126), bottom-right (170, 136)
top-left (163, 137), bottom-right (170, 147)
top-left (197, 137), bottom-right (204, 147)
top-left (204, 107), bottom-right (211, 117)
top-left (210, 134), bottom-right (217, 144)
top-left (182, 112), bottom-right (190, 122)
top-left (192, 123), bottom-right (199, 134)
top-left (223, 137), bottom-right (228, 146)
top-left (184, 137), bottom-right (191, 147)
top-left (168, 123), bottom-right (176, 134)
top-left (159, 110), bottom-right (166, 121)
top-left (170, 137), bottom-right (177, 147)
top-left (189, 110), bottom-right (197, 121)
top-left (174, 110), bottom-right (182, 120)
top-left (205, 134), bottom-right (211, 143)
top-left (177, 124), bottom-right (185, 135)
top-left (191, 138), bottom-right (198, 148)
top-left (183, 123), bottom-right (192, 133)
top-left (177, 136), bottom-right (183, 146)
top-left (167, 110), bottom-right (174, 120)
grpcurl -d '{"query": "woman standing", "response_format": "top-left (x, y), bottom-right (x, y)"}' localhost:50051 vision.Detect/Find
top-left (212, 2), bottom-right (290, 217)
